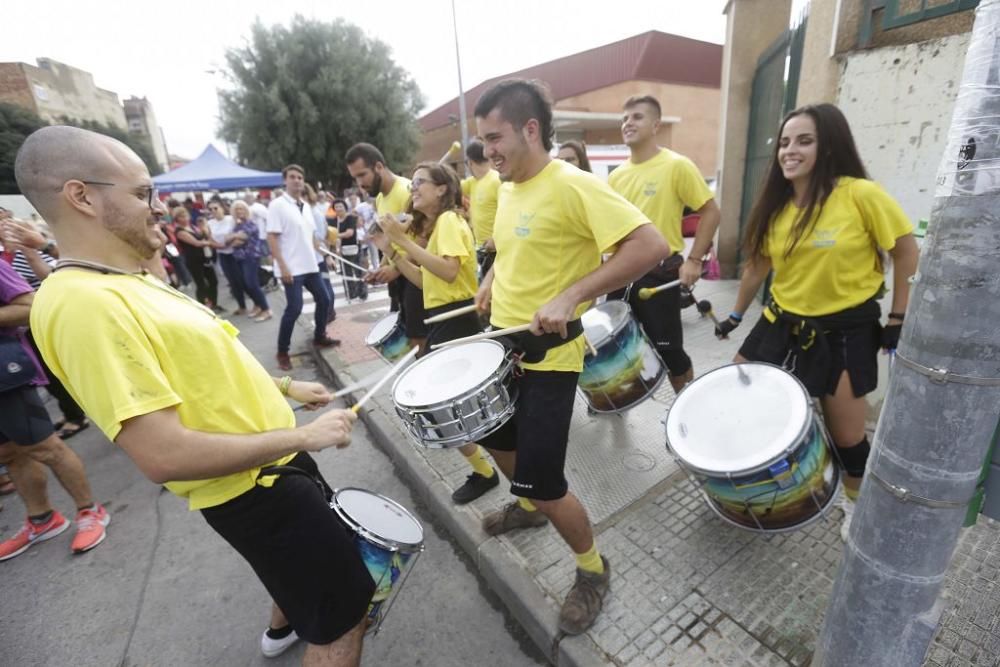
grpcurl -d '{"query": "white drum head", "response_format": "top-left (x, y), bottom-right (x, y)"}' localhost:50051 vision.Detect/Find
top-left (366, 313), bottom-right (400, 345)
top-left (665, 363), bottom-right (810, 474)
top-left (393, 341), bottom-right (506, 407)
top-left (582, 301), bottom-right (630, 347)
top-left (335, 488), bottom-right (423, 547)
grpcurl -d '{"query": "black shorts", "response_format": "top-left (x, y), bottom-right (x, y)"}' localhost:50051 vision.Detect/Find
top-left (201, 453), bottom-right (376, 645)
top-left (478, 370), bottom-right (579, 501)
top-left (424, 299), bottom-right (481, 351)
top-left (738, 315), bottom-right (880, 398)
top-left (0, 384), bottom-right (55, 446)
top-left (627, 272), bottom-right (691, 376)
top-left (400, 280), bottom-right (429, 339)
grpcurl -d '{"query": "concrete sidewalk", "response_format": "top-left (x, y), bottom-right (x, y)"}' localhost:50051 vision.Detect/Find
top-left (317, 278), bottom-right (1000, 667)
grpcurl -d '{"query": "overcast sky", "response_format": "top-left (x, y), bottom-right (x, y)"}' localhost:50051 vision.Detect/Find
top-left (5, 0), bottom-right (753, 160)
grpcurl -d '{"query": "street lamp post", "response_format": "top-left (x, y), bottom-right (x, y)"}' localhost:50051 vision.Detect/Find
top-left (451, 0), bottom-right (469, 175)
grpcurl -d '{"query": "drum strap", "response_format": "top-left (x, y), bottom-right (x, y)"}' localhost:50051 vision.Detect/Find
top-left (494, 318), bottom-right (584, 364)
top-left (257, 465), bottom-right (330, 500)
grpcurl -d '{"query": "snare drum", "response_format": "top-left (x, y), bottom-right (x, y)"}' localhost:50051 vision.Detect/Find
top-left (579, 301), bottom-right (667, 412)
top-left (330, 488), bottom-right (424, 634)
top-left (664, 363), bottom-right (840, 533)
top-left (392, 340), bottom-right (517, 448)
top-left (365, 313), bottom-right (411, 363)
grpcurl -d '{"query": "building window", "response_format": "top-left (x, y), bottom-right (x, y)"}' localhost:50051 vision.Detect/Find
top-left (33, 84), bottom-right (48, 101)
top-left (883, 0), bottom-right (979, 29)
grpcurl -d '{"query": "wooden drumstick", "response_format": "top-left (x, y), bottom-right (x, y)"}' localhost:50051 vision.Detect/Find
top-left (430, 324), bottom-right (532, 350)
top-left (423, 304), bottom-right (479, 325)
top-left (637, 279), bottom-right (682, 301)
top-left (320, 248), bottom-right (369, 273)
top-left (584, 335), bottom-right (598, 357)
top-left (351, 346), bottom-right (420, 413)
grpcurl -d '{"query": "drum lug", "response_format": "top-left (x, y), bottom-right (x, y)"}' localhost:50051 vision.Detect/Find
top-left (768, 460), bottom-right (796, 489)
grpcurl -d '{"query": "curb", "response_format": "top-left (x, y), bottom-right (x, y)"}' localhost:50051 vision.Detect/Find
top-left (313, 347), bottom-right (612, 667)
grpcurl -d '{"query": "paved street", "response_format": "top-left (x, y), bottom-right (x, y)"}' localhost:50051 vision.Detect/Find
top-left (0, 274), bottom-right (545, 667)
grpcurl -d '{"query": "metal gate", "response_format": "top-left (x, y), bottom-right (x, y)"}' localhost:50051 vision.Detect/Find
top-left (737, 12), bottom-right (808, 261)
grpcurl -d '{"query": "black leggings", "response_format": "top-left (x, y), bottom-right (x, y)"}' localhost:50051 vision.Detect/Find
top-left (184, 255), bottom-right (219, 306)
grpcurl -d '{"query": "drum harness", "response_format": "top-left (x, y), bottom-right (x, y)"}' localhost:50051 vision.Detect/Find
top-left (491, 318), bottom-right (585, 371)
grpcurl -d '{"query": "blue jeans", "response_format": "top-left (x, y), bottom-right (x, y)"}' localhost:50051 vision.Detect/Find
top-left (278, 272), bottom-right (331, 354)
top-left (317, 262), bottom-right (336, 317)
top-left (237, 257), bottom-right (270, 311)
top-left (218, 253), bottom-right (246, 310)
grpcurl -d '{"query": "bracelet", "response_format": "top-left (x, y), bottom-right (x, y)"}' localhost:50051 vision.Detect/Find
top-left (278, 376), bottom-right (292, 395)
top-left (687, 256), bottom-right (704, 264)
top-left (729, 312), bottom-right (743, 322)
top-left (888, 312), bottom-right (905, 321)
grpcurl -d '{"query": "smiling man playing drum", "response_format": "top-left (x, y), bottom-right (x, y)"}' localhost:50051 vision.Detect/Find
top-left (17, 126), bottom-right (376, 666)
top-left (473, 79), bottom-right (669, 635)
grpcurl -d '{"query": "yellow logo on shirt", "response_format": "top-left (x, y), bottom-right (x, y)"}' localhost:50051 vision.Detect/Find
top-left (643, 182), bottom-right (658, 197)
top-left (515, 211), bottom-right (535, 238)
top-left (811, 227), bottom-right (838, 248)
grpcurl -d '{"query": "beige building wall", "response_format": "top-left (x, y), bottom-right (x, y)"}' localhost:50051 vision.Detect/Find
top-left (25, 58), bottom-right (126, 129)
top-left (125, 96), bottom-right (170, 171)
top-left (557, 80), bottom-right (720, 178)
top-left (795, 0), bottom-right (841, 105)
top-left (716, 0), bottom-right (793, 277)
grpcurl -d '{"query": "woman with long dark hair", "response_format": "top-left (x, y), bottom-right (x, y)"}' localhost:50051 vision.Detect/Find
top-left (556, 140), bottom-right (592, 173)
top-left (377, 162), bottom-right (500, 505)
top-left (715, 103), bottom-right (919, 540)
top-left (173, 206), bottom-right (221, 312)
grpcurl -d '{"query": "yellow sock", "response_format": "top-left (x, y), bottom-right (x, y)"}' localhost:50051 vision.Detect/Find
top-left (461, 446), bottom-right (495, 478)
top-left (517, 497), bottom-right (537, 512)
top-left (575, 543), bottom-right (605, 575)
top-left (843, 485), bottom-right (859, 501)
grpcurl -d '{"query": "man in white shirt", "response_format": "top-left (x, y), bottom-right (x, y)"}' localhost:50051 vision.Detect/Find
top-left (266, 165), bottom-right (339, 371)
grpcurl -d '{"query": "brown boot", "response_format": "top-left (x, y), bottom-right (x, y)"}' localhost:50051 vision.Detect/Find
top-left (558, 557), bottom-right (611, 635)
top-left (482, 501), bottom-right (548, 536)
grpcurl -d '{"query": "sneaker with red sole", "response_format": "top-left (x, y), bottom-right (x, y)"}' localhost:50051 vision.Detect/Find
top-left (71, 504), bottom-right (110, 554)
top-left (0, 511), bottom-right (70, 561)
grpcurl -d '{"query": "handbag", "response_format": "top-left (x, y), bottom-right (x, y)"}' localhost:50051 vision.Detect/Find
top-left (0, 334), bottom-right (36, 392)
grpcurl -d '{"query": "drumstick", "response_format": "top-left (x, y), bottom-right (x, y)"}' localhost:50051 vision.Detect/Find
top-left (430, 324), bottom-right (532, 350)
top-left (695, 297), bottom-right (722, 328)
top-left (320, 248), bottom-right (369, 273)
top-left (584, 335), bottom-right (598, 357)
top-left (637, 279), bottom-right (682, 301)
top-left (439, 140), bottom-right (462, 164)
top-left (423, 304), bottom-right (478, 324)
top-left (351, 346), bottom-right (420, 413)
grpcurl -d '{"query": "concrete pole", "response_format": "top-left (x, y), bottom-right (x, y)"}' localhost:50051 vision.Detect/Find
top-left (814, 3), bottom-right (1000, 665)
top-left (450, 0), bottom-right (470, 177)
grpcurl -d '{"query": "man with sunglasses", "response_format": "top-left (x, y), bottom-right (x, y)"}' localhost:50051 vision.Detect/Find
top-left (15, 126), bottom-right (376, 663)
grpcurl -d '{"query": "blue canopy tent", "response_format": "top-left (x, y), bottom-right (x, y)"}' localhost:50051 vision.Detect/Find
top-left (152, 145), bottom-right (282, 193)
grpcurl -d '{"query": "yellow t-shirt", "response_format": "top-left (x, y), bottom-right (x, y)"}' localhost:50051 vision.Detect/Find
top-left (376, 176), bottom-right (413, 259)
top-left (462, 170), bottom-right (501, 246)
top-left (608, 148), bottom-right (713, 254)
top-left (766, 177), bottom-right (913, 317)
top-left (491, 159), bottom-right (650, 372)
top-left (30, 271), bottom-right (295, 510)
top-left (423, 210), bottom-right (478, 309)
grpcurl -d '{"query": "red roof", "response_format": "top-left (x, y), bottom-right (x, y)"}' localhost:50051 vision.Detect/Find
top-left (420, 30), bottom-right (722, 131)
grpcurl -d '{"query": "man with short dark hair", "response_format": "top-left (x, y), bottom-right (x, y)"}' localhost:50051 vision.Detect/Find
top-left (16, 126), bottom-right (374, 663)
top-left (461, 139), bottom-right (502, 276)
top-left (267, 164), bottom-right (339, 371)
top-left (609, 94), bottom-right (721, 393)
top-left (472, 78), bottom-right (669, 634)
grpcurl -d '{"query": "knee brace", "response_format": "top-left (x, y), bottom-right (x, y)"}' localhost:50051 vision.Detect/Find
top-left (836, 436), bottom-right (871, 478)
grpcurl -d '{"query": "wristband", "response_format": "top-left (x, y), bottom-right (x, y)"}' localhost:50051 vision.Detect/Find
top-left (728, 312), bottom-right (743, 322)
top-left (888, 312), bottom-right (905, 321)
top-left (278, 376), bottom-right (292, 395)
top-left (687, 256), bottom-right (704, 264)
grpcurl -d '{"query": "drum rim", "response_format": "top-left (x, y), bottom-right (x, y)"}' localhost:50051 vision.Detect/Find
top-left (391, 339), bottom-right (509, 408)
top-left (581, 300), bottom-right (633, 348)
top-left (365, 313), bottom-right (403, 346)
top-left (664, 361), bottom-right (814, 476)
top-left (331, 487), bottom-right (425, 553)
top-left (698, 472), bottom-right (842, 534)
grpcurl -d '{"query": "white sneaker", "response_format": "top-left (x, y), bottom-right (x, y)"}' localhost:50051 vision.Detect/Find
top-left (260, 627), bottom-right (299, 658)
top-left (838, 495), bottom-right (856, 543)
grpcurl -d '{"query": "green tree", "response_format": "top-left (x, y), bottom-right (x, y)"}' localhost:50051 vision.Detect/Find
top-left (218, 15), bottom-right (424, 190)
top-left (0, 103), bottom-right (48, 194)
top-left (60, 117), bottom-right (163, 177)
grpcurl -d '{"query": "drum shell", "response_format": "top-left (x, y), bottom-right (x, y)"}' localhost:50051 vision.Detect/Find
top-left (394, 361), bottom-right (517, 448)
top-left (366, 315), bottom-right (410, 363)
top-left (579, 303), bottom-right (666, 413)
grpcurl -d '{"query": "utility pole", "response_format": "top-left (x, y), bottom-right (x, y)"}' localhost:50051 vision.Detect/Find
top-left (815, 2), bottom-right (1000, 665)
top-left (450, 0), bottom-right (470, 176)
